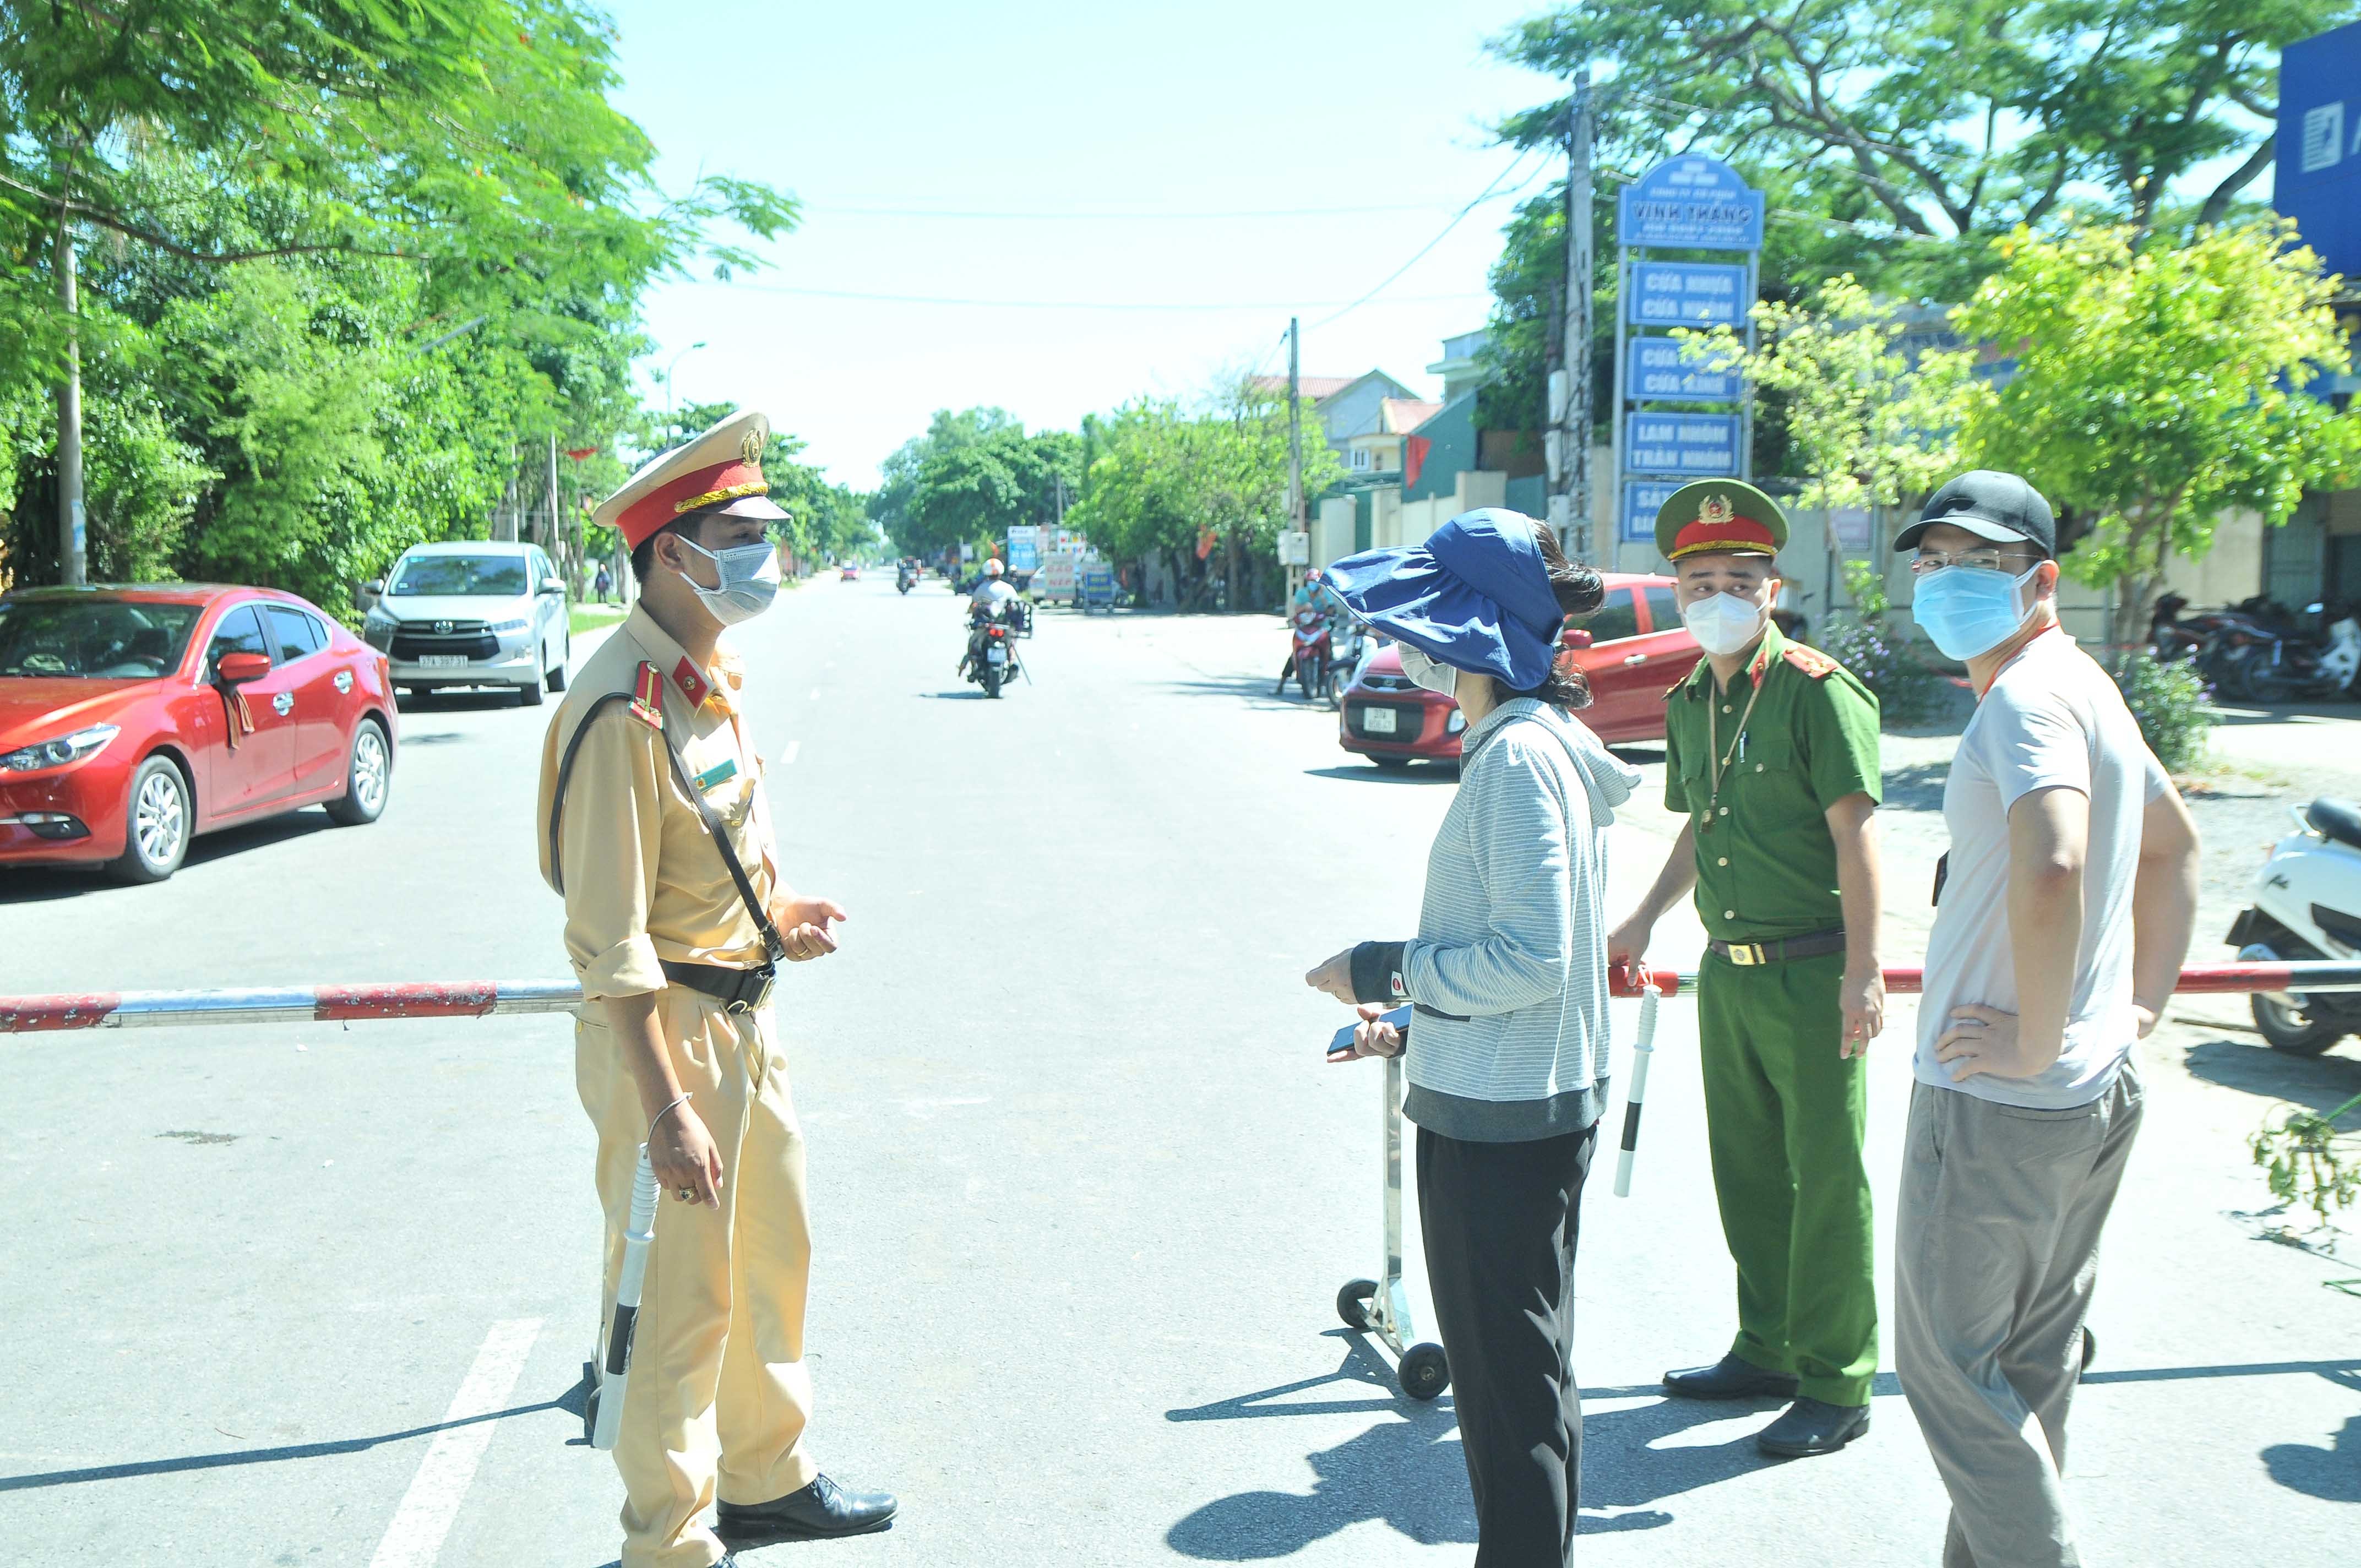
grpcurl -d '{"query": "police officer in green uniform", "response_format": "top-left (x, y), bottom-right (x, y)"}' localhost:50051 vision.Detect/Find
top-left (1607, 479), bottom-right (1886, 1458)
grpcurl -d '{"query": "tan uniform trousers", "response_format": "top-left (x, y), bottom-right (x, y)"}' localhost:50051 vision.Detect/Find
top-left (578, 987), bottom-right (817, 1568)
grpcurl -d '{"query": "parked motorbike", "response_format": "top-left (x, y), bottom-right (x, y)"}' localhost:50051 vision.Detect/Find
top-left (2154, 594), bottom-right (2333, 703)
top-left (1276, 603), bottom-right (1334, 702)
top-left (1328, 620), bottom-right (1368, 712)
top-left (2315, 605), bottom-right (2361, 696)
top-left (958, 603), bottom-right (1022, 698)
top-left (2225, 798), bottom-right (2361, 1056)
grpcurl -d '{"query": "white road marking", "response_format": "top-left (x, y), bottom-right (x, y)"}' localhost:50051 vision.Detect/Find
top-left (367, 1317), bottom-right (542, 1568)
top-left (782, 741), bottom-right (801, 765)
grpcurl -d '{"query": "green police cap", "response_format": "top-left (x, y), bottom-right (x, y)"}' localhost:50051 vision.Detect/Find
top-left (1654, 480), bottom-right (1788, 563)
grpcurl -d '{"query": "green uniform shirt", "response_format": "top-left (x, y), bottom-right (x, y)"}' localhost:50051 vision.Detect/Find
top-left (1663, 620), bottom-right (1882, 942)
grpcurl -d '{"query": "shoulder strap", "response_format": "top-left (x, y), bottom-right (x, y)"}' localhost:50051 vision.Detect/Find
top-left (545, 692), bottom-right (790, 966)
top-left (650, 706), bottom-right (790, 965)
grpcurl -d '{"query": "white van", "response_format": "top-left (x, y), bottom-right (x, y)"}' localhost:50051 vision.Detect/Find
top-left (361, 541), bottom-right (570, 705)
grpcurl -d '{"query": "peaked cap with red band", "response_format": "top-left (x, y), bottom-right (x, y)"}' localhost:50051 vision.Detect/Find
top-left (1652, 478), bottom-right (1788, 563)
top-left (595, 406), bottom-right (789, 551)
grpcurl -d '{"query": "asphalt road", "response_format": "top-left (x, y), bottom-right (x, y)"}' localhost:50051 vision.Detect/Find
top-left (2, 576), bottom-right (2355, 1565)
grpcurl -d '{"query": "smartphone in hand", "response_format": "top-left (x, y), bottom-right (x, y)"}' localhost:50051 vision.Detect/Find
top-left (1327, 1006), bottom-right (1411, 1061)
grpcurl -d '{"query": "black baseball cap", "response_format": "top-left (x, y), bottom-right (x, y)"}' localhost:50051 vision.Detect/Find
top-left (1893, 471), bottom-right (2056, 558)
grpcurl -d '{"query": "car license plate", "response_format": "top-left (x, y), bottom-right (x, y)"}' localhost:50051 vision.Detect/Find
top-left (986, 646), bottom-right (1007, 665)
top-left (417, 654), bottom-right (469, 668)
top-left (1362, 706), bottom-right (1398, 734)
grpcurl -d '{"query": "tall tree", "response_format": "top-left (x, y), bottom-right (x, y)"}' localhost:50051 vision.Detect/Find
top-left (1956, 219), bottom-right (2361, 645)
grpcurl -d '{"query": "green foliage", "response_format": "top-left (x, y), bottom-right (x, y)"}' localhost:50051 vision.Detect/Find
top-left (1956, 220), bottom-right (2361, 645)
top-left (2251, 1091), bottom-right (2361, 1231)
top-left (2106, 650), bottom-right (2216, 774)
top-left (1678, 276), bottom-right (1981, 512)
top-left (1066, 380), bottom-right (1342, 611)
top-left (869, 408), bottom-right (1078, 561)
top-left (0, 2), bottom-right (799, 613)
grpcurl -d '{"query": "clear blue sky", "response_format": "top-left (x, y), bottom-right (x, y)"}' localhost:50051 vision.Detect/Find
top-left (602, 0), bottom-right (1561, 488)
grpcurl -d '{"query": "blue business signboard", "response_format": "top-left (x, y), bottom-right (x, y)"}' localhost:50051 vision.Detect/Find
top-left (1627, 338), bottom-right (1740, 401)
top-left (1620, 478), bottom-right (1685, 543)
top-left (1618, 157), bottom-right (1766, 251)
top-left (2278, 21), bottom-right (2361, 286)
top-left (1625, 413), bottom-right (1742, 478)
top-left (1628, 262), bottom-right (1749, 326)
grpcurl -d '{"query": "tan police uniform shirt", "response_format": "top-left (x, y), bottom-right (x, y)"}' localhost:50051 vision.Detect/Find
top-left (535, 605), bottom-right (779, 1000)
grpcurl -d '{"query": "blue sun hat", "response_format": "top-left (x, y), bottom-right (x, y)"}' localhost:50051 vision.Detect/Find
top-left (1321, 508), bottom-right (1565, 689)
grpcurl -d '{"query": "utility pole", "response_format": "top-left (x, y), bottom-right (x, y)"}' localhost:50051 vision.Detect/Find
top-left (55, 218), bottom-right (85, 585)
top-left (1286, 315), bottom-right (1304, 602)
top-left (1546, 70), bottom-right (1594, 558)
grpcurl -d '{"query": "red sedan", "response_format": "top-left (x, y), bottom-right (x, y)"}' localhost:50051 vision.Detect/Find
top-left (1339, 572), bottom-right (1704, 767)
top-left (0, 584), bottom-right (398, 881)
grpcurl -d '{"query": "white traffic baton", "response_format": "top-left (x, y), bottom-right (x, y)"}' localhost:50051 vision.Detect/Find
top-left (1611, 979), bottom-right (1661, 1197)
top-left (589, 1145), bottom-right (660, 1451)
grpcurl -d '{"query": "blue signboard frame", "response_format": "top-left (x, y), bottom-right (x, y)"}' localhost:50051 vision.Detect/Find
top-left (1617, 156), bottom-right (1766, 251)
top-left (1620, 478), bottom-right (1684, 544)
top-left (1626, 262), bottom-right (1749, 327)
top-left (2278, 22), bottom-right (2361, 285)
top-left (1626, 339), bottom-right (1740, 402)
top-left (1624, 413), bottom-right (1742, 478)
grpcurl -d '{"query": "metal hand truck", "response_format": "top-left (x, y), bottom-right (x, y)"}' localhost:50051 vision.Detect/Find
top-left (1325, 960), bottom-right (2361, 1403)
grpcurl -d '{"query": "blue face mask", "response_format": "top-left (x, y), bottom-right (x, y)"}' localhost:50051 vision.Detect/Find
top-left (1910, 563), bottom-right (2041, 660)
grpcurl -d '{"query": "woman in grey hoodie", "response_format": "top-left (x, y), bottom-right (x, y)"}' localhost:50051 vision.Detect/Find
top-left (1307, 509), bottom-right (1641, 1568)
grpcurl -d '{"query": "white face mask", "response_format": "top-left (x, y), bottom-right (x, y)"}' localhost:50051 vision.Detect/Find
top-left (1683, 591), bottom-right (1768, 657)
top-left (678, 536), bottom-right (781, 627)
top-left (1397, 645), bottom-right (1460, 699)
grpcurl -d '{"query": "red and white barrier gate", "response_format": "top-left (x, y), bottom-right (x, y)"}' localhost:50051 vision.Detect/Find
top-left (0, 981), bottom-right (583, 1034)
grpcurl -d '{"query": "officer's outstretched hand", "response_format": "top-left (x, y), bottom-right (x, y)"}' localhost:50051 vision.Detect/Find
top-left (1605, 914), bottom-right (1651, 971)
top-left (654, 1104), bottom-right (726, 1207)
top-left (771, 895), bottom-right (847, 962)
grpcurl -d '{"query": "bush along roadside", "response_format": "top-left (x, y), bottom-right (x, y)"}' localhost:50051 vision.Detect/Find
top-left (2108, 649), bottom-right (2215, 774)
top-left (1816, 562), bottom-right (1950, 728)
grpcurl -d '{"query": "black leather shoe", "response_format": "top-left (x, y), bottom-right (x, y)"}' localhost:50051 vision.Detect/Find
top-left (1756, 1396), bottom-right (1870, 1457)
top-left (1662, 1354), bottom-right (1799, 1401)
top-left (716, 1474), bottom-right (897, 1543)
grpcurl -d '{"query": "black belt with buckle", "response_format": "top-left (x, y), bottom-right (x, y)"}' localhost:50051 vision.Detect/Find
top-left (660, 959), bottom-right (777, 1014)
top-left (1707, 929), bottom-right (1847, 966)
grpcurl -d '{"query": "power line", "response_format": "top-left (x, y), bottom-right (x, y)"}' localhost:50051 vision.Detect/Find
top-left (802, 201), bottom-right (1462, 221)
top-left (1306, 149), bottom-right (1549, 330)
top-left (727, 282), bottom-right (1494, 312)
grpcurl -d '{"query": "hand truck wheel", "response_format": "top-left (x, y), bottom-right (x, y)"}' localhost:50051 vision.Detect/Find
top-left (1398, 1341), bottom-right (1450, 1401)
top-left (2079, 1326), bottom-right (2096, 1378)
top-left (581, 1359), bottom-right (600, 1445)
top-left (1336, 1278), bottom-right (1378, 1331)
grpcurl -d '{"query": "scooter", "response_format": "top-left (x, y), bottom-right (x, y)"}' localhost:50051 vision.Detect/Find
top-left (1276, 606), bottom-right (1334, 701)
top-left (957, 603), bottom-right (1022, 699)
top-left (2225, 799), bottom-right (2361, 1055)
top-left (2315, 606), bottom-right (2361, 695)
top-left (896, 564), bottom-right (915, 595)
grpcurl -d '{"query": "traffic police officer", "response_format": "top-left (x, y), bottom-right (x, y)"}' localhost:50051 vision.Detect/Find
top-left (538, 409), bottom-right (895, 1566)
top-left (1606, 479), bottom-right (1886, 1458)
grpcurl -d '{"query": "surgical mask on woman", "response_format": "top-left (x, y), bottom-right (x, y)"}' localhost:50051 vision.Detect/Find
top-left (1910, 563), bottom-right (2041, 660)
top-left (1397, 645), bottom-right (1461, 699)
top-left (678, 537), bottom-right (782, 626)
top-left (1683, 592), bottom-right (1767, 657)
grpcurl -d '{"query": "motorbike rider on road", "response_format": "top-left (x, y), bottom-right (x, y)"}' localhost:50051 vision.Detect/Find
top-left (970, 558), bottom-right (1018, 615)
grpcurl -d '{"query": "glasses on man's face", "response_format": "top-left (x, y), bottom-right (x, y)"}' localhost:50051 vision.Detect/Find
top-left (1910, 547), bottom-right (2032, 577)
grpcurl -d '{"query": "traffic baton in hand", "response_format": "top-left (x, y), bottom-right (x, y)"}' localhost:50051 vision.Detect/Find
top-left (591, 1145), bottom-right (659, 1451)
top-left (1612, 978), bottom-right (1661, 1198)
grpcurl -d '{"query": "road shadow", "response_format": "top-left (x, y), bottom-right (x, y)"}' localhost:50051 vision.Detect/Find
top-left (0, 808), bottom-right (335, 905)
top-left (394, 689), bottom-right (530, 715)
top-left (1880, 761), bottom-right (1952, 813)
top-left (1304, 764), bottom-right (1459, 785)
top-left (1156, 675), bottom-right (1324, 714)
top-left (2264, 1411), bottom-right (2361, 1503)
top-left (916, 689), bottom-right (996, 701)
top-left (2181, 1037), bottom-right (2361, 1120)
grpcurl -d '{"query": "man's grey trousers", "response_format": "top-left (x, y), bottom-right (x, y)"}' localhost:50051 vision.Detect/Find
top-left (1895, 1063), bottom-right (2144, 1568)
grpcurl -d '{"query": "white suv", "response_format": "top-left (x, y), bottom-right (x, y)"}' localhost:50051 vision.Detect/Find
top-left (362, 541), bottom-right (571, 706)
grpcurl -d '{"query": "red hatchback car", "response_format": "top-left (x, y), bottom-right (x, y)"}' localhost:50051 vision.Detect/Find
top-left (1339, 572), bottom-right (1704, 766)
top-left (0, 584), bottom-right (398, 881)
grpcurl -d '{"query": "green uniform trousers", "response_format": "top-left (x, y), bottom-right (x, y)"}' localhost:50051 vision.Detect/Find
top-left (1696, 949), bottom-right (1878, 1406)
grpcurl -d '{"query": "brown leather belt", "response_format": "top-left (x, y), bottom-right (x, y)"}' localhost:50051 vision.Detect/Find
top-left (661, 959), bottom-right (776, 1013)
top-left (1707, 929), bottom-right (1847, 966)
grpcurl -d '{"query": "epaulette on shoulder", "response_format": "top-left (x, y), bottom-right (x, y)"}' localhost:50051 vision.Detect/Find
top-left (628, 662), bottom-right (666, 729)
top-left (1782, 644), bottom-right (1839, 679)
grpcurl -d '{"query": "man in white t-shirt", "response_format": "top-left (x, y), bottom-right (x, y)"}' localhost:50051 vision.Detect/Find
top-left (1893, 471), bottom-right (2200, 1568)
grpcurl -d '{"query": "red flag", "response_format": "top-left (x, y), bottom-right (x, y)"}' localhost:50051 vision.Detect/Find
top-left (1196, 526), bottom-right (1218, 560)
top-left (1405, 434), bottom-right (1432, 488)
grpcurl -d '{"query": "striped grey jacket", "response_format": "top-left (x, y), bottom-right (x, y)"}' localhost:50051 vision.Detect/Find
top-left (1362, 697), bottom-right (1641, 1143)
